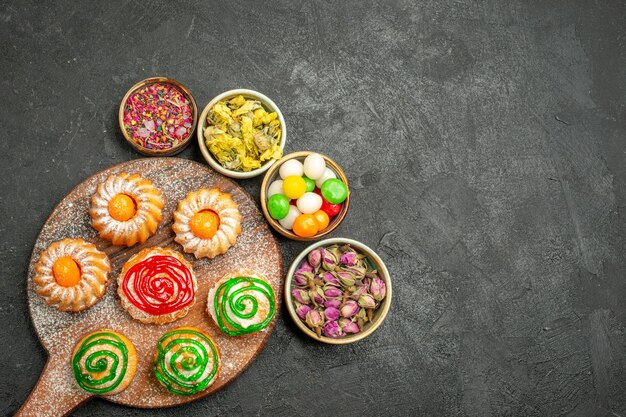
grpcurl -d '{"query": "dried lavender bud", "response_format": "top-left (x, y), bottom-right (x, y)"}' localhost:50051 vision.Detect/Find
top-left (322, 320), bottom-right (342, 338)
top-left (339, 317), bottom-right (360, 334)
top-left (340, 300), bottom-right (359, 318)
top-left (307, 248), bottom-right (322, 270)
top-left (339, 252), bottom-right (357, 266)
top-left (358, 294), bottom-right (376, 309)
top-left (324, 307), bottom-right (340, 321)
top-left (336, 271), bottom-right (356, 287)
top-left (305, 310), bottom-right (323, 328)
top-left (370, 276), bottom-right (386, 301)
top-left (324, 286), bottom-right (342, 299)
top-left (292, 288), bottom-right (310, 304)
top-left (321, 248), bottom-right (337, 271)
top-left (324, 299), bottom-right (341, 309)
top-left (322, 271), bottom-right (340, 286)
top-left (296, 304), bottom-right (313, 321)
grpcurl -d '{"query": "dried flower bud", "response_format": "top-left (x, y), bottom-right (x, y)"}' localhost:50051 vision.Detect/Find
top-left (321, 248), bottom-right (337, 271)
top-left (340, 252), bottom-right (357, 266)
top-left (296, 304), bottom-right (313, 321)
top-left (340, 300), bottom-right (359, 318)
top-left (293, 271), bottom-right (314, 287)
top-left (345, 264), bottom-right (367, 278)
top-left (324, 299), bottom-right (341, 309)
top-left (309, 288), bottom-right (324, 305)
top-left (327, 245), bottom-right (342, 261)
top-left (297, 260), bottom-right (314, 273)
top-left (305, 310), bottom-right (323, 328)
top-left (324, 307), bottom-right (340, 321)
top-left (324, 286), bottom-right (342, 299)
top-left (339, 317), bottom-right (361, 334)
top-left (323, 271), bottom-right (340, 286)
top-left (322, 320), bottom-right (342, 338)
top-left (307, 249), bottom-right (322, 269)
top-left (350, 284), bottom-right (369, 300)
top-left (292, 288), bottom-right (310, 304)
top-left (358, 294), bottom-right (376, 309)
top-left (336, 271), bottom-right (356, 287)
top-left (370, 276), bottom-right (386, 301)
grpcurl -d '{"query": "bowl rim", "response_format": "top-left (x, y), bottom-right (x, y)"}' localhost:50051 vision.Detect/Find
top-left (260, 151), bottom-right (350, 241)
top-left (196, 88), bottom-right (287, 179)
top-left (118, 76), bottom-right (198, 156)
top-left (284, 237), bottom-right (392, 344)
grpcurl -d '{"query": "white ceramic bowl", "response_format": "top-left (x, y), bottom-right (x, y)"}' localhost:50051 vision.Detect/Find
top-left (285, 238), bottom-right (392, 344)
top-left (197, 89), bottom-right (287, 179)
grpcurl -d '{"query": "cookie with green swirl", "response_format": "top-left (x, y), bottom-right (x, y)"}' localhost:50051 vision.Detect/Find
top-left (71, 329), bottom-right (137, 395)
top-left (207, 269), bottom-right (277, 336)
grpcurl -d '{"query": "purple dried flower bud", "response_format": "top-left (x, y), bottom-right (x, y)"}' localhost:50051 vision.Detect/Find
top-left (324, 299), bottom-right (341, 309)
top-left (339, 317), bottom-right (361, 334)
top-left (324, 286), bottom-right (342, 299)
top-left (297, 260), bottom-right (314, 273)
top-left (307, 249), bottom-right (322, 269)
top-left (309, 288), bottom-right (324, 305)
top-left (322, 320), bottom-right (342, 338)
top-left (305, 310), bottom-right (324, 328)
top-left (296, 304), bottom-right (313, 321)
top-left (345, 264), bottom-right (367, 278)
top-left (358, 294), bottom-right (376, 309)
top-left (340, 252), bottom-right (357, 266)
top-left (323, 271), bottom-right (340, 286)
top-left (293, 271), bottom-right (314, 287)
top-left (370, 276), bottom-right (386, 301)
top-left (336, 271), bottom-right (356, 287)
top-left (292, 288), bottom-right (310, 304)
top-left (321, 248), bottom-right (337, 271)
top-left (324, 307), bottom-right (340, 321)
top-left (340, 300), bottom-right (359, 318)
top-left (327, 245), bottom-right (342, 261)
top-left (350, 284), bottom-right (369, 300)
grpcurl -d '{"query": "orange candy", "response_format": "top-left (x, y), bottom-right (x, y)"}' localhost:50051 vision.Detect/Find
top-left (52, 256), bottom-right (81, 287)
top-left (108, 194), bottom-right (136, 221)
top-left (190, 210), bottom-right (220, 239)
top-left (312, 210), bottom-right (330, 231)
top-left (292, 214), bottom-right (319, 238)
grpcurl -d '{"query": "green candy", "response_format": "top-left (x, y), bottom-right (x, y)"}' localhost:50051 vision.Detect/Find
top-left (267, 194), bottom-right (290, 220)
top-left (303, 176), bottom-right (316, 192)
top-left (321, 178), bottom-right (348, 204)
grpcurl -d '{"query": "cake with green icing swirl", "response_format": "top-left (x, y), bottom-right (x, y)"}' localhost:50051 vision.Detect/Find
top-left (71, 329), bottom-right (137, 395)
top-left (207, 270), bottom-right (276, 336)
top-left (153, 327), bottom-right (221, 396)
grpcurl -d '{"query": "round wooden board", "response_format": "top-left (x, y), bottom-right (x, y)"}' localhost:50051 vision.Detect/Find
top-left (17, 158), bottom-right (283, 417)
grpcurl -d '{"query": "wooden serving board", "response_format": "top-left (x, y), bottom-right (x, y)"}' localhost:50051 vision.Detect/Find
top-left (17, 158), bottom-right (283, 417)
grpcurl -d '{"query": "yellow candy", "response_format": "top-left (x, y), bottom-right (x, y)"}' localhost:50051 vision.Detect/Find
top-left (283, 176), bottom-right (306, 199)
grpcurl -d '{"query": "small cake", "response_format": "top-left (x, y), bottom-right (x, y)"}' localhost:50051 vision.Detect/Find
top-left (72, 329), bottom-right (138, 395)
top-left (117, 247), bottom-right (197, 325)
top-left (154, 327), bottom-right (221, 396)
top-left (207, 269), bottom-right (276, 336)
top-left (172, 188), bottom-right (242, 259)
top-left (89, 172), bottom-right (164, 247)
top-left (33, 238), bottom-right (110, 312)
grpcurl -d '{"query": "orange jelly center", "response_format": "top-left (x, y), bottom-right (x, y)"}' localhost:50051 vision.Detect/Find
top-left (108, 193), bottom-right (136, 221)
top-left (190, 210), bottom-right (220, 239)
top-left (52, 256), bottom-right (81, 287)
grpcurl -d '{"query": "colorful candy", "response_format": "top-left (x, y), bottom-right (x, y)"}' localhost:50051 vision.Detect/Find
top-left (315, 167), bottom-right (337, 188)
top-left (279, 205), bottom-right (301, 230)
top-left (267, 194), bottom-right (290, 220)
top-left (123, 82), bottom-right (194, 150)
top-left (292, 214), bottom-right (319, 237)
top-left (312, 210), bottom-right (330, 230)
top-left (296, 192), bottom-right (322, 214)
top-left (303, 153), bottom-right (326, 180)
top-left (303, 176), bottom-right (316, 192)
top-left (279, 159), bottom-right (304, 179)
top-left (267, 180), bottom-right (284, 197)
top-left (321, 178), bottom-right (348, 204)
top-left (283, 176), bottom-right (306, 199)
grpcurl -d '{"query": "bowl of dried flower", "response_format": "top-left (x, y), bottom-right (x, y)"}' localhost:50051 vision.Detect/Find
top-left (285, 238), bottom-right (391, 344)
top-left (197, 89), bottom-right (286, 179)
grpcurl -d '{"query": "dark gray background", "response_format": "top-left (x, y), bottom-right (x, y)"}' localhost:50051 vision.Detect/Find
top-left (1, 0), bottom-right (625, 416)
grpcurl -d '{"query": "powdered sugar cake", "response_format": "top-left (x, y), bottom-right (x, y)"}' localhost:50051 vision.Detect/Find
top-left (17, 158), bottom-right (283, 417)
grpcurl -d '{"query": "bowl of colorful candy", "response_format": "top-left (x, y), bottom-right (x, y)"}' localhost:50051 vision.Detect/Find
top-left (197, 89), bottom-right (286, 179)
top-left (285, 238), bottom-right (391, 344)
top-left (260, 151), bottom-right (350, 240)
top-left (119, 77), bottom-right (198, 156)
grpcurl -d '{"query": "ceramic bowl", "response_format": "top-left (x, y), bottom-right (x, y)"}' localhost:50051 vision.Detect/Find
top-left (284, 238), bottom-right (392, 344)
top-left (260, 151), bottom-right (350, 241)
top-left (197, 89), bottom-right (287, 179)
top-left (118, 77), bottom-right (198, 156)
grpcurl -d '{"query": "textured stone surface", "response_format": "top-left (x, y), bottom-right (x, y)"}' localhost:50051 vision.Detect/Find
top-left (1, 0), bottom-right (625, 415)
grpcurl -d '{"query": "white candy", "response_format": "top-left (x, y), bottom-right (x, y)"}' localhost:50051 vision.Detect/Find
top-left (296, 192), bottom-right (323, 214)
top-left (279, 159), bottom-right (304, 179)
top-left (303, 153), bottom-right (326, 180)
top-left (279, 205), bottom-right (301, 230)
top-left (267, 180), bottom-right (284, 197)
top-left (315, 168), bottom-right (337, 188)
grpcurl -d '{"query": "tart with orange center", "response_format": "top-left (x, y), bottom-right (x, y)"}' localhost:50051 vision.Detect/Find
top-left (33, 238), bottom-right (111, 312)
top-left (172, 188), bottom-right (242, 259)
top-left (89, 172), bottom-right (165, 247)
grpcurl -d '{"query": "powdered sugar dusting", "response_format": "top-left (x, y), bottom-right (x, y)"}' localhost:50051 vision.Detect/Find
top-left (24, 158), bottom-right (283, 413)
